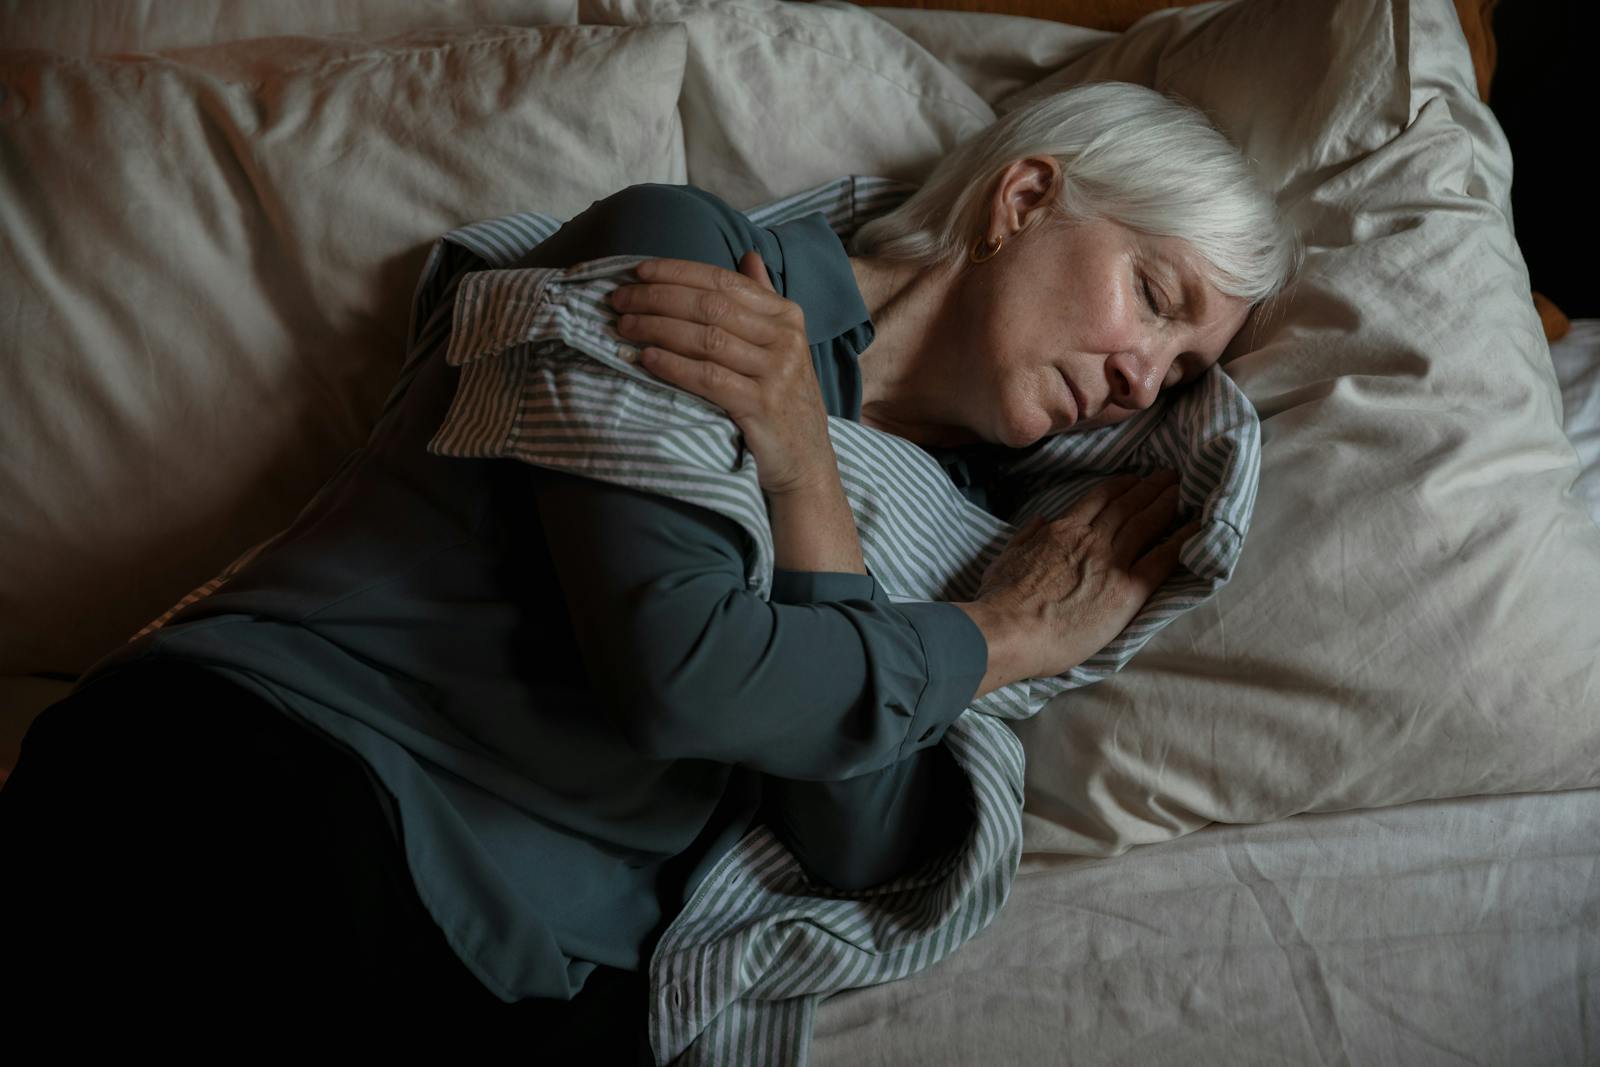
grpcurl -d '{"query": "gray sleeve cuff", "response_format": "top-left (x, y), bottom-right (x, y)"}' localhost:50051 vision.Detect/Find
top-left (888, 601), bottom-right (990, 761)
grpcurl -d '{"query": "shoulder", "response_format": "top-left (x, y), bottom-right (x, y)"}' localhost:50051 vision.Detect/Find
top-left (514, 182), bottom-right (758, 272)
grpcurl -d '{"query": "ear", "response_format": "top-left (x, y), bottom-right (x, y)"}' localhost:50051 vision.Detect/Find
top-left (1000, 156), bottom-right (1063, 235)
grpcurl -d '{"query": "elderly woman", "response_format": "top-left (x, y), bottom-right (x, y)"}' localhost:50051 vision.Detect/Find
top-left (2, 82), bottom-right (1298, 1054)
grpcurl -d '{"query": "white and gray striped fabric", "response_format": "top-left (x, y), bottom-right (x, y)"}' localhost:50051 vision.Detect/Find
top-left (423, 175), bottom-right (1261, 1065)
top-left (133, 175), bottom-right (1259, 1065)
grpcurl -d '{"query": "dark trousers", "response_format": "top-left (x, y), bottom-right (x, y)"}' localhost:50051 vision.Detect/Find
top-left (0, 660), bottom-right (656, 1059)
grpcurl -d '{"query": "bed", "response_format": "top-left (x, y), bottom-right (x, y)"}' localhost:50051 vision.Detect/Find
top-left (1, 0), bottom-right (1596, 1063)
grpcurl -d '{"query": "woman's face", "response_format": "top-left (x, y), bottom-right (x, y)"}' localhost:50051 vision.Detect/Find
top-left (946, 161), bottom-right (1254, 449)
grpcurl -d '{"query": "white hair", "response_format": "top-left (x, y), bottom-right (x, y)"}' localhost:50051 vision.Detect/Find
top-left (849, 81), bottom-right (1304, 335)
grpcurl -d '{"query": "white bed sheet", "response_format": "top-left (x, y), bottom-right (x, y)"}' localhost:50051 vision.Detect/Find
top-left (813, 785), bottom-right (1600, 1067)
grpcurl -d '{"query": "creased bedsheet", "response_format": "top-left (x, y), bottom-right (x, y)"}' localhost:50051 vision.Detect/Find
top-left (418, 174), bottom-right (1261, 1065)
top-left (813, 786), bottom-right (1600, 1067)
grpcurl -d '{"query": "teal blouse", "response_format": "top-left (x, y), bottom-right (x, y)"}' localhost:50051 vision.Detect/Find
top-left (74, 183), bottom-right (999, 1003)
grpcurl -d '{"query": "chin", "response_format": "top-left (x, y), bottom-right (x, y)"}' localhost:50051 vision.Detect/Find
top-left (995, 426), bottom-right (1039, 450)
top-left (1012, 415), bottom-right (1061, 449)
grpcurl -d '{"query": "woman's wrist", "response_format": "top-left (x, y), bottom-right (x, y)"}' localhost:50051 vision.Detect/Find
top-left (765, 469), bottom-right (867, 576)
top-left (764, 480), bottom-right (1037, 699)
top-left (951, 599), bottom-right (1034, 700)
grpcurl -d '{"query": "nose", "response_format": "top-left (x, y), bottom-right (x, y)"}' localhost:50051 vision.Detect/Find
top-left (1105, 347), bottom-right (1172, 412)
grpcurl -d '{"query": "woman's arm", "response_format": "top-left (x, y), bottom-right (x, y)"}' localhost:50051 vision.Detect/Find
top-left (766, 479), bottom-right (1027, 704)
top-left (765, 479), bottom-right (865, 575)
top-left (509, 181), bottom-right (995, 783)
top-left (758, 565), bottom-right (976, 892)
top-left (761, 738), bottom-right (972, 892)
top-left (531, 464), bottom-right (988, 783)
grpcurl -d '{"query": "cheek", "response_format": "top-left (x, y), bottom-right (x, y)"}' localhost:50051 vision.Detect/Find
top-left (993, 373), bottom-right (1054, 448)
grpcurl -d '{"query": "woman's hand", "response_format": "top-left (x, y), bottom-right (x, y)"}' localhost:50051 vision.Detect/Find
top-left (966, 470), bottom-right (1202, 683)
top-left (609, 251), bottom-right (836, 497)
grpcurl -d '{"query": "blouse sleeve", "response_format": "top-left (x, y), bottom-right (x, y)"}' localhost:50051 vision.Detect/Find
top-left (759, 567), bottom-right (976, 891)
top-left (530, 464), bottom-right (990, 783)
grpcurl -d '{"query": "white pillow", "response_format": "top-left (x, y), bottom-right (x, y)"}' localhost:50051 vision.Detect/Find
top-left (996, 0), bottom-right (1600, 853)
top-left (0, 0), bottom-right (578, 55)
top-left (0, 23), bottom-right (689, 674)
top-left (578, 0), bottom-right (998, 208)
top-left (856, 2), bottom-right (1115, 109)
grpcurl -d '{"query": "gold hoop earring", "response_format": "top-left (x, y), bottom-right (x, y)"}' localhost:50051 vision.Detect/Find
top-left (970, 233), bottom-right (1004, 264)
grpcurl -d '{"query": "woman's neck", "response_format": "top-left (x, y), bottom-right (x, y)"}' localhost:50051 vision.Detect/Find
top-left (848, 254), bottom-right (981, 449)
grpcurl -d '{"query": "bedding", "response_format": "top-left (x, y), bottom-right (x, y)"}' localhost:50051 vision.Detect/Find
top-left (2, 0), bottom-right (1597, 1063)
top-left (815, 785), bottom-right (1600, 1066)
top-left (0, 21), bottom-right (690, 676)
top-left (857, 0), bottom-right (1588, 345)
top-left (858, 0), bottom-right (1501, 112)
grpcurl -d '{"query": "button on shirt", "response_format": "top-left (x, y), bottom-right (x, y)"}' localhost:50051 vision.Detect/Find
top-left (74, 182), bottom-right (994, 1003)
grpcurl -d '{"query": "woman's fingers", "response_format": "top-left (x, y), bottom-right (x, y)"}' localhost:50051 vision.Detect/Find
top-left (616, 305), bottom-right (778, 376)
top-left (1130, 517), bottom-right (1202, 594)
top-left (612, 278), bottom-right (793, 378)
top-left (634, 343), bottom-right (760, 411)
top-left (1113, 483), bottom-right (1184, 567)
top-left (617, 255), bottom-right (829, 497)
top-left (739, 249), bottom-right (777, 291)
top-left (615, 257), bottom-right (792, 323)
top-left (1048, 469), bottom-right (1192, 576)
top-left (1062, 469), bottom-right (1178, 533)
top-left (620, 310), bottom-right (772, 378)
top-left (613, 279), bottom-right (788, 333)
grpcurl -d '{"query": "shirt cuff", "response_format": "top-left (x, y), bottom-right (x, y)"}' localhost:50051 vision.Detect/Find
top-left (889, 601), bottom-right (990, 761)
top-left (769, 568), bottom-right (882, 605)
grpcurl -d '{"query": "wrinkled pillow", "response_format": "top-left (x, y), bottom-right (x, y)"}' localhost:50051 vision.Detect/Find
top-left (996, 0), bottom-right (1600, 854)
top-left (578, 0), bottom-right (997, 209)
top-left (852, 0), bottom-right (1215, 33)
top-left (0, 23), bottom-right (689, 674)
top-left (854, 0), bottom-right (1569, 346)
top-left (853, 0), bottom-right (1498, 98)
top-left (0, 0), bottom-right (578, 55)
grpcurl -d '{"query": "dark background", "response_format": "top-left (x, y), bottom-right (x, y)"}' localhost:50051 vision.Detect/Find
top-left (1488, 0), bottom-right (1595, 317)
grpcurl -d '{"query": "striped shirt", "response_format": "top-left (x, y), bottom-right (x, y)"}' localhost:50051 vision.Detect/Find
top-left (422, 175), bottom-right (1261, 1064)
